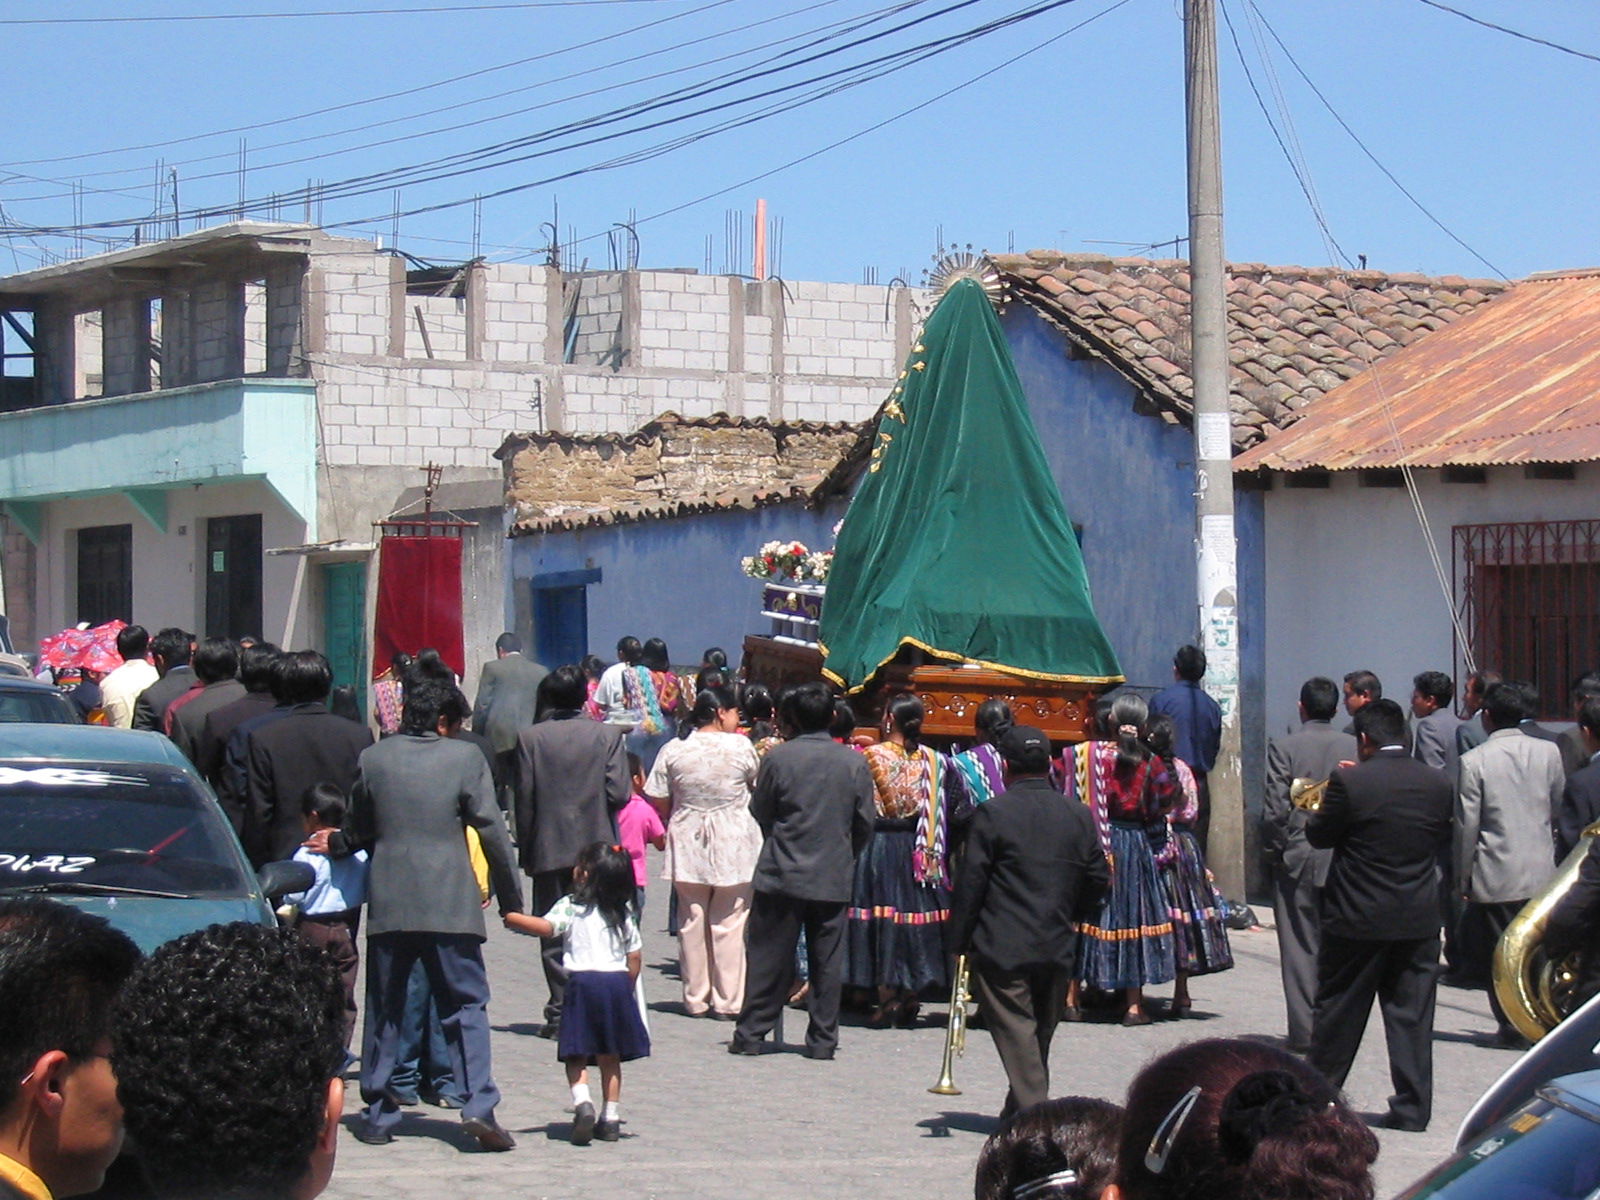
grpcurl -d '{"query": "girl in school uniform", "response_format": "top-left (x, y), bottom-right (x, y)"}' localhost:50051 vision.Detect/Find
top-left (505, 842), bottom-right (650, 1144)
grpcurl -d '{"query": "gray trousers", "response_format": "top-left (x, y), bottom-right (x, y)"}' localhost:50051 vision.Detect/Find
top-left (969, 963), bottom-right (1070, 1119)
top-left (360, 932), bottom-right (501, 1134)
top-left (1271, 866), bottom-right (1322, 1052)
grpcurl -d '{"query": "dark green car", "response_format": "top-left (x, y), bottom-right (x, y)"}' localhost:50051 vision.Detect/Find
top-left (0, 726), bottom-right (307, 951)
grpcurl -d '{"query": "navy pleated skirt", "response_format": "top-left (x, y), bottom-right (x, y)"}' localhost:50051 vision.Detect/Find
top-left (557, 970), bottom-right (651, 1063)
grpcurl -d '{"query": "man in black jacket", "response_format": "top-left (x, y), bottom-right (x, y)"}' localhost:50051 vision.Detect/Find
top-left (949, 725), bottom-right (1109, 1119)
top-left (1307, 699), bottom-right (1453, 1132)
top-left (1554, 697), bottom-right (1600, 858)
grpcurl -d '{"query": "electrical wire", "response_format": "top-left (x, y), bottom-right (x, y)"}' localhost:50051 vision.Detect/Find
top-left (1413, 0), bottom-right (1600, 66)
top-left (0, 1), bottom-right (688, 26)
top-left (5, 0), bottom-right (1071, 237)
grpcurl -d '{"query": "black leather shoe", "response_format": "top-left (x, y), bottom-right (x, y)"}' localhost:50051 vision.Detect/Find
top-left (571, 1101), bottom-right (596, 1145)
top-left (596, 1118), bottom-right (621, 1142)
top-left (803, 1045), bottom-right (836, 1061)
top-left (351, 1124), bottom-right (394, 1146)
top-left (727, 1037), bottom-right (763, 1056)
top-left (461, 1115), bottom-right (516, 1152)
top-left (1373, 1112), bottom-right (1427, 1133)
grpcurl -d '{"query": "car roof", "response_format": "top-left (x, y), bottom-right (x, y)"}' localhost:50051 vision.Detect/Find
top-left (0, 725), bottom-right (194, 771)
top-left (0, 675), bottom-right (69, 695)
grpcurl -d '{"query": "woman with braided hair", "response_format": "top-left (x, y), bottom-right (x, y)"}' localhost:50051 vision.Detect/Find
top-left (1105, 1038), bottom-right (1376, 1200)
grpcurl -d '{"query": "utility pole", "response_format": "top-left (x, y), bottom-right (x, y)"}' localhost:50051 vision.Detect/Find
top-left (1185, 0), bottom-right (1245, 902)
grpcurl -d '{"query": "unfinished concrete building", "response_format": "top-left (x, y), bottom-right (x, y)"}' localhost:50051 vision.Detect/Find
top-left (0, 221), bottom-right (922, 694)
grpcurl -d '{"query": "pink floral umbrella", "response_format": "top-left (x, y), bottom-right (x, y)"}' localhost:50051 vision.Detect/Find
top-left (37, 620), bottom-right (126, 672)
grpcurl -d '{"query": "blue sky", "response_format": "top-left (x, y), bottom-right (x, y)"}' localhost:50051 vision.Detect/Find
top-left (0, 0), bottom-right (1594, 284)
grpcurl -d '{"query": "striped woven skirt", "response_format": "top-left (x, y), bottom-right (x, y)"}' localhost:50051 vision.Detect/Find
top-left (1163, 825), bottom-right (1234, 977)
top-left (1077, 821), bottom-right (1177, 990)
top-left (844, 819), bottom-right (949, 994)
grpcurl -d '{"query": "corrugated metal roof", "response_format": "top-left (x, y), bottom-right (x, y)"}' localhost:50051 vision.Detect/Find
top-left (1234, 270), bottom-right (1600, 472)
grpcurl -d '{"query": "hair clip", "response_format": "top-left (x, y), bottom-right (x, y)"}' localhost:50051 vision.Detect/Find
top-left (611, 844), bottom-right (623, 854)
top-left (1012, 1168), bottom-right (1079, 1199)
top-left (1118, 723), bottom-right (1139, 737)
top-left (1145, 1085), bottom-right (1202, 1176)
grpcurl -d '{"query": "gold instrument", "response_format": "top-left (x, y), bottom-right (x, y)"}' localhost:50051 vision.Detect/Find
top-left (1493, 820), bottom-right (1600, 1042)
top-left (1290, 776), bottom-right (1328, 813)
top-left (929, 954), bottom-right (971, 1096)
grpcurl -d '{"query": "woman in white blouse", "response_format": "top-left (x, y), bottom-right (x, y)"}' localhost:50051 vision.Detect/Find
top-left (644, 685), bottom-right (762, 1019)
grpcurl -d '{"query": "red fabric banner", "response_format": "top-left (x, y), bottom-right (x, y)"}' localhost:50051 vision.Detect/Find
top-left (372, 535), bottom-right (465, 681)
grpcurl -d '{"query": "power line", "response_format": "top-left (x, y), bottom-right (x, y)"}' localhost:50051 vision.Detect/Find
top-left (1413, 0), bottom-right (1600, 66)
top-left (6, 0), bottom-right (1056, 237)
top-left (0, 1), bottom-right (685, 26)
top-left (1247, 1), bottom-right (1507, 280)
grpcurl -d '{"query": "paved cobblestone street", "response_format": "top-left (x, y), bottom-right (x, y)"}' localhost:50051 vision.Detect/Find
top-left (325, 863), bottom-right (1518, 1200)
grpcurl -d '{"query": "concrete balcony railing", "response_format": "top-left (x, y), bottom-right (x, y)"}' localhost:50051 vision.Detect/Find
top-left (0, 377), bottom-right (318, 542)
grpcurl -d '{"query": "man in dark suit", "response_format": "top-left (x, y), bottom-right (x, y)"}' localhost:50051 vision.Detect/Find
top-left (1411, 671), bottom-right (1463, 778)
top-left (1261, 676), bottom-right (1356, 1054)
top-left (1455, 669), bottom-right (1500, 758)
top-left (949, 725), bottom-right (1107, 1118)
top-left (471, 632), bottom-right (547, 788)
top-left (1308, 699), bottom-right (1453, 1132)
top-left (1341, 669), bottom-right (1382, 736)
top-left (168, 637), bottom-right (245, 764)
top-left (131, 627), bottom-right (194, 732)
top-left (196, 642), bottom-right (280, 791)
top-left (731, 682), bottom-right (876, 1061)
top-left (1554, 697), bottom-right (1600, 858)
top-left (348, 678), bottom-right (523, 1151)
top-left (244, 650), bottom-right (373, 867)
top-left (514, 664), bottom-right (628, 1037)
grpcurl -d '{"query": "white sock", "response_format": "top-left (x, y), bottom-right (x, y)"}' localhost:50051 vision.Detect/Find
top-left (571, 1082), bottom-right (591, 1107)
top-left (602, 1101), bottom-right (620, 1121)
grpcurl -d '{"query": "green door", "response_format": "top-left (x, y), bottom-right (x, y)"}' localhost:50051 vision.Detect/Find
top-left (323, 561), bottom-right (368, 719)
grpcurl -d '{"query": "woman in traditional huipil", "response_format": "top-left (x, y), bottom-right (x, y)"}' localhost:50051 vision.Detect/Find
top-left (1066, 693), bottom-right (1178, 1025)
top-left (846, 693), bottom-right (966, 1027)
top-left (621, 637), bottom-right (684, 774)
top-left (1146, 712), bottom-right (1233, 1012)
top-left (644, 685), bottom-right (762, 1019)
top-left (950, 698), bottom-right (1013, 809)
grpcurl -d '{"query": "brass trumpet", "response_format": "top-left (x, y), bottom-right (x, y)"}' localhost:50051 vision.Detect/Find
top-left (929, 954), bottom-right (971, 1096)
top-left (1290, 776), bottom-right (1328, 813)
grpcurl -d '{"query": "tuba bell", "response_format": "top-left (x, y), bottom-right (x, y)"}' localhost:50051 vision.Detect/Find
top-left (1492, 820), bottom-right (1600, 1042)
top-left (1290, 776), bottom-right (1328, 813)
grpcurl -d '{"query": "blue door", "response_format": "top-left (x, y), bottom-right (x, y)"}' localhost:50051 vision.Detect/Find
top-left (530, 568), bottom-right (599, 667)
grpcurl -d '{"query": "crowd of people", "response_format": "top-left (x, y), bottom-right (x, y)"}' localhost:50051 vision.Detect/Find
top-left (17, 618), bottom-right (1595, 1197)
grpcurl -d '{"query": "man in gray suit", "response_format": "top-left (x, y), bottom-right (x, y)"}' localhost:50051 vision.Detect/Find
top-left (1457, 679), bottom-right (1566, 1046)
top-left (1262, 676), bottom-right (1357, 1054)
top-left (1411, 671), bottom-right (1463, 778)
top-left (1456, 669), bottom-right (1500, 758)
top-left (349, 677), bottom-right (524, 1151)
top-left (472, 633), bottom-right (548, 789)
top-left (514, 663), bottom-right (628, 1038)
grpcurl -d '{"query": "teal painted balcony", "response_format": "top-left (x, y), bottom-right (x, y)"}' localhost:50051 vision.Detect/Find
top-left (0, 377), bottom-right (318, 542)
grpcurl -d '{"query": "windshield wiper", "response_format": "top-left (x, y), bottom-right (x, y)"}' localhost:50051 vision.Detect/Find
top-left (0, 881), bottom-right (192, 899)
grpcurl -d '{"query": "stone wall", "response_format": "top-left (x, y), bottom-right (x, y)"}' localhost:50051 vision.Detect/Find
top-left (501, 414), bottom-right (860, 521)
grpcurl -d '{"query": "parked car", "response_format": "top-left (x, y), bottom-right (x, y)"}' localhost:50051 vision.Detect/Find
top-left (0, 726), bottom-right (309, 952)
top-left (1394, 1068), bottom-right (1600, 1198)
top-left (0, 675), bottom-right (79, 723)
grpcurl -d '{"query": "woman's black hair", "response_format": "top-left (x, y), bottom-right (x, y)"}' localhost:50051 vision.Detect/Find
top-left (571, 842), bottom-right (636, 936)
top-left (885, 692), bottom-right (925, 751)
top-left (579, 654), bottom-right (606, 682)
top-left (742, 683), bottom-right (776, 742)
top-left (701, 646), bottom-right (728, 671)
top-left (640, 637), bottom-right (671, 672)
top-left (974, 698), bottom-right (1014, 746)
top-left (327, 685), bottom-right (362, 725)
top-left (974, 1096), bottom-right (1123, 1200)
top-left (830, 697), bottom-right (857, 740)
top-left (1108, 693), bottom-right (1152, 776)
top-left (1145, 711), bottom-right (1177, 765)
top-left (690, 685), bottom-right (738, 731)
top-left (696, 666), bottom-right (728, 693)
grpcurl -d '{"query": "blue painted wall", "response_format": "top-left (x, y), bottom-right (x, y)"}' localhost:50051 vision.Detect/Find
top-left (506, 500), bottom-right (844, 670)
top-left (1003, 305), bottom-right (1267, 860)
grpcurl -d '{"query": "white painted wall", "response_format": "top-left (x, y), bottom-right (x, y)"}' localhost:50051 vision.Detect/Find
top-left (33, 481), bottom-right (308, 643)
top-left (1260, 464), bottom-right (1600, 734)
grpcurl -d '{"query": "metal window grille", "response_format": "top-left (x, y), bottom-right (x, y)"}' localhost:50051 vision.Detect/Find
top-left (1454, 520), bottom-right (1600, 719)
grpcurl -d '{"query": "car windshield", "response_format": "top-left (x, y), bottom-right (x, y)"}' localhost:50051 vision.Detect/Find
top-left (0, 766), bottom-right (251, 899)
top-left (1398, 1095), bottom-right (1600, 1199)
top-left (0, 689), bottom-right (75, 724)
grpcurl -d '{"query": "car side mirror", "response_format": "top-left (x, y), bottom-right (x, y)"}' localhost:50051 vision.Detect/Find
top-left (257, 859), bottom-right (314, 899)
